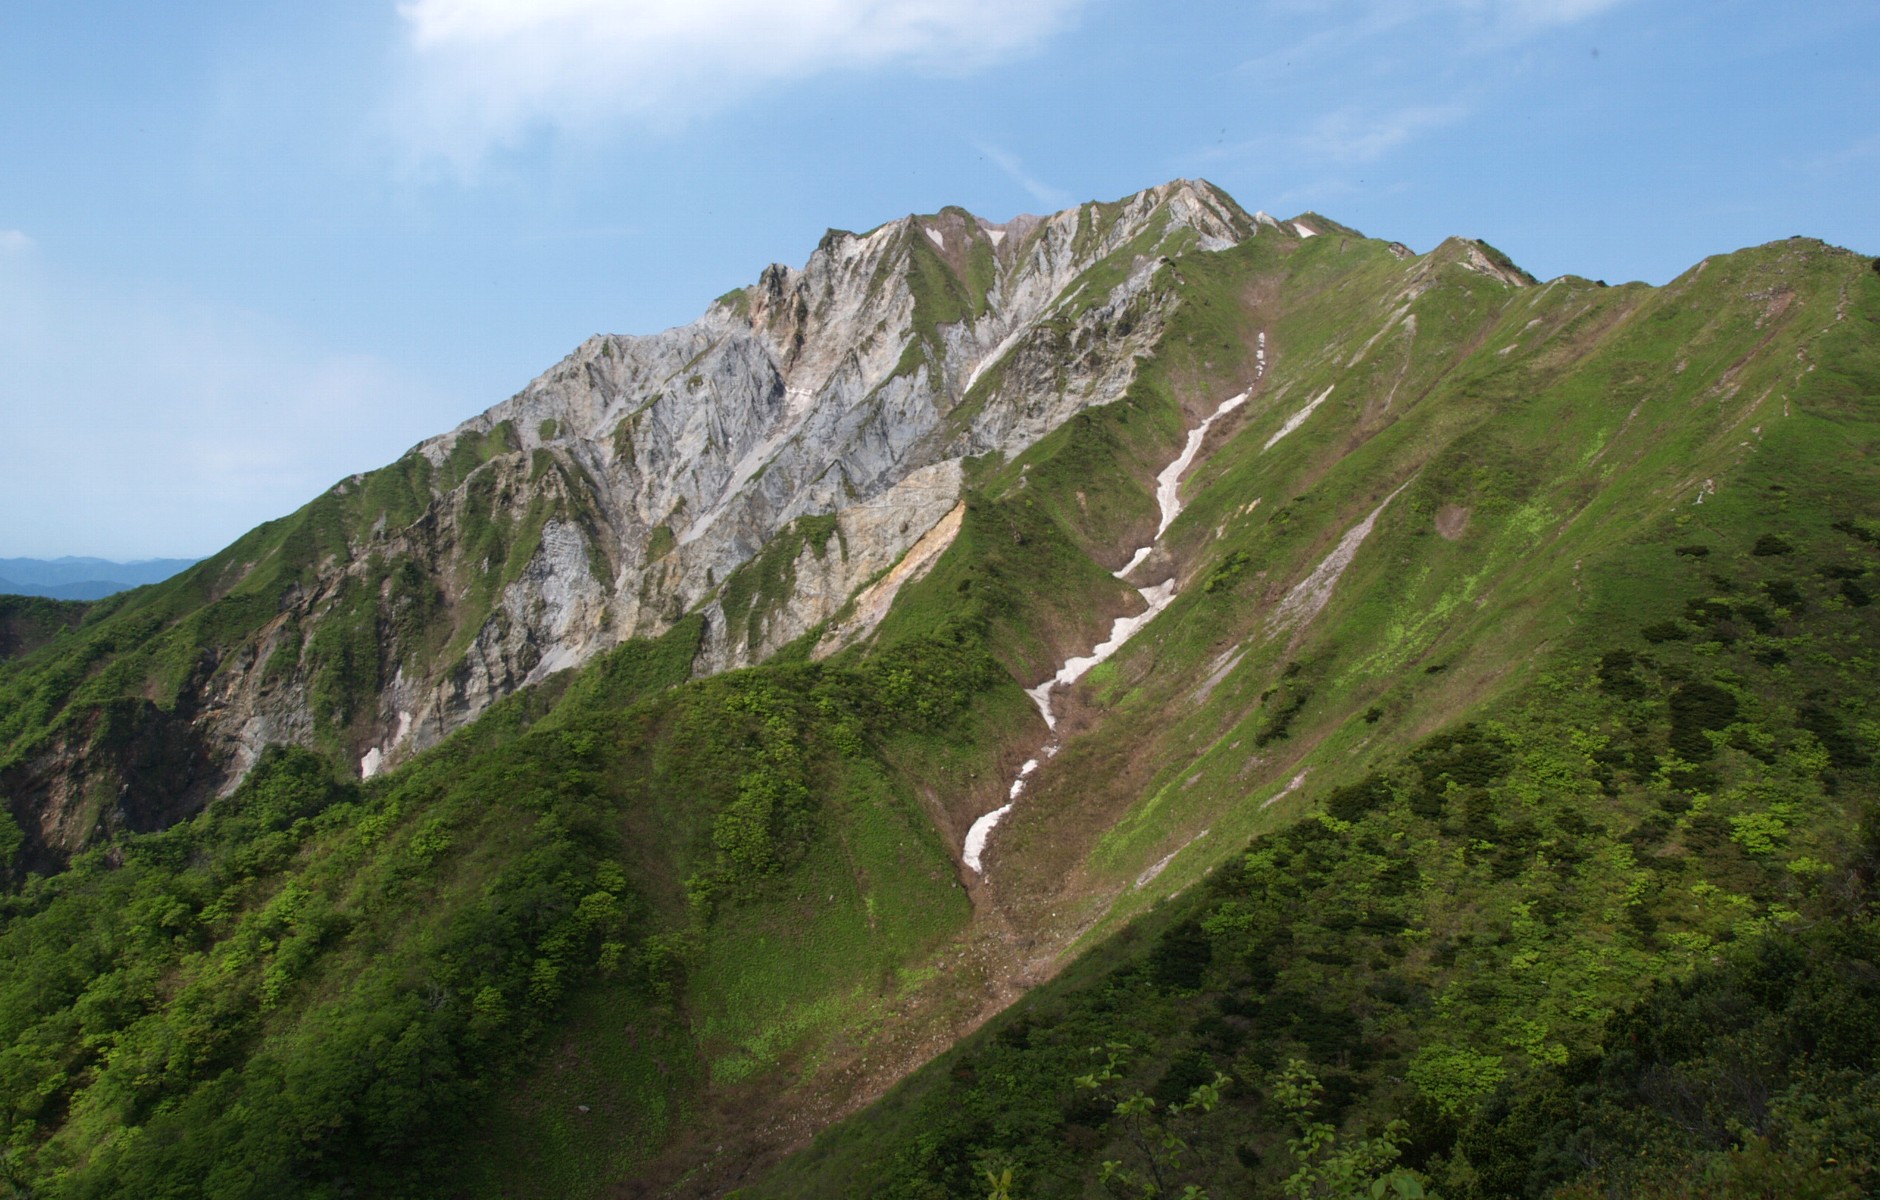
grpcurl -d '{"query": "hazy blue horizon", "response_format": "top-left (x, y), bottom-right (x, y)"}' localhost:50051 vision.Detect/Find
top-left (0, 556), bottom-right (202, 601)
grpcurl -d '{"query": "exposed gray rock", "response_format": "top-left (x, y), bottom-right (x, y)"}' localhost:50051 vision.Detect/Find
top-left (197, 180), bottom-right (1260, 779)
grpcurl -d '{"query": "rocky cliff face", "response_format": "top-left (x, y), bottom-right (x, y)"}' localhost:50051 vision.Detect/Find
top-left (228, 180), bottom-right (1258, 780)
top-left (3, 180), bottom-right (1270, 854)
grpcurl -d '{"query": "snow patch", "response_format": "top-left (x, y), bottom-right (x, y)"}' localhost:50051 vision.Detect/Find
top-left (1263, 385), bottom-right (1334, 451)
top-left (1136, 829), bottom-right (1209, 888)
top-left (925, 228), bottom-right (945, 250)
top-left (988, 229), bottom-right (1006, 247)
top-left (966, 385), bottom-right (1256, 873)
top-left (1024, 681), bottom-right (1058, 731)
top-left (1055, 579), bottom-right (1177, 689)
top-left (1116, 545), bottom-right (1154, 579)
top-left (1156, 390), bottom-right (1250, 538)
top-left (1293, 221), bottom-right (1318, 238)
top-left (1007, 758), bottom-right (1040, 800)
top-left (359, 747), bottom-right (384, 779)
top-left (961, 802), bottom-right (1012, 873)
top-left (1270, 482), bottom-right (1410, 633)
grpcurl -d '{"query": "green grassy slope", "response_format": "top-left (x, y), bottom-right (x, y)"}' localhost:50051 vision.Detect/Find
top-left (744, 248), bottom-right (1880, 1197)
top-left (0, 597), bottom-right (88, 665)
top-left (984, 234), bottom-right (1873, 928)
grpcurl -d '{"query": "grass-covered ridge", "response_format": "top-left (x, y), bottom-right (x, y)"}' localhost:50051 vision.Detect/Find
top-left (749, 494), bottom-right (1880, 1198)
top-left (743, 234), bottom-right (1880, 1194)
top-left (0, 418), bottom-right (628, 867)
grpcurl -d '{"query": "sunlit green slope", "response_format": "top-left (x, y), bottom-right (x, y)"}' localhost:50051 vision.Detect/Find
top-left (745, 239), bottom-right (1880, 1195)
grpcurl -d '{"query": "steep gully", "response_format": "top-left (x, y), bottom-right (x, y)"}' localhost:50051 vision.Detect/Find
top-left (962, 334), bottom-right (1266, 873)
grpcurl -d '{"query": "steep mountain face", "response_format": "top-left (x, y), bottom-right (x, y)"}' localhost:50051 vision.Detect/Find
top-left (0, 181), bottom-right (1251, 865)
top-left (1, 181), bottom-right (1875, 1200)
top-left (413, 179), bottom-right (1245, 692)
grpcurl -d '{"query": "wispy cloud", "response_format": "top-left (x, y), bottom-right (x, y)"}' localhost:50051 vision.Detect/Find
top-left (1308, 102), bottom-right (1471, 164)
top-left (1239, 0), bottom-right (1630, 75)
top-left (1200, 0), bottom-right (1629, 189)
top-left (976, 143), bottom-right (1072, 210)
top-left (392, 0), bottom-right (1090, 170)
top-left (1188, 99), bottom-right (1470, 175)
top-left (0, 229), bottom-right (33, 253)
top-left (1807, 131), bottom-right (1880, 170)
top-left (1483, 0), bottom-right (1631, 28)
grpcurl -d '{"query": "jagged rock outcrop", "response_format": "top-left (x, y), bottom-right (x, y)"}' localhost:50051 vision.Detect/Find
top-left (2, 180), bottom-right (1301, 860)
top-left (242, 180), bottom-right (1260, 777)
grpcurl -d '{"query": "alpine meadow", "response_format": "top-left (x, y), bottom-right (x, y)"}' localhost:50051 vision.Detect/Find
top-left (2, 180), bottom-right (1878, 1198)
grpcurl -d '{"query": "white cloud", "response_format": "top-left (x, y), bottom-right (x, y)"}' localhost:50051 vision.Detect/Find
top-left (1489, 0), bottom-right (1629, 27)
top-left (0, 229), bottom-right (33, 253)
top-left (393, 0), bottom-right (1089, 167)
top-left (976, 143), bottom-right (1071, 210)
top-left (1239, 0), bottom-right (1628, 74)
top-left (1308, 102), bottom-right (1471, 164)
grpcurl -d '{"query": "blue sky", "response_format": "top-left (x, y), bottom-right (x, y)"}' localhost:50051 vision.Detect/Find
top-left (3, 0), bottom-right (1875, 559)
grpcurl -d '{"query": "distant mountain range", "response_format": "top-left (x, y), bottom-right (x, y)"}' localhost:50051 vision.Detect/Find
top-left (0, 556), bottom-right (200, 600)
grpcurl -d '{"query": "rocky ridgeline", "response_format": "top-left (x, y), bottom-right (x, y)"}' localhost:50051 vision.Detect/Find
top-left (205, 181), bottom-right (1262, 783)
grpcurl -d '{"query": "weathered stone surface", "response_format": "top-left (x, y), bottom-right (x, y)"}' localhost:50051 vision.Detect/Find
top-left (150, 181), bottom-right (1261, 783)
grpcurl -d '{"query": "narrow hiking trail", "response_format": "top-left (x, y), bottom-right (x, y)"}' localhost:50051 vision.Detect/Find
top-left (963, 339), bottom-right (1265, 874)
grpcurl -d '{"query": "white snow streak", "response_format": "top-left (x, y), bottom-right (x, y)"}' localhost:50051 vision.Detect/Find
top-left (1263, 384), bottom-right (1333, 451)
top-left (1269, 481), bottom-right (1410, 633)
top-left (964, 378), bottom-right (1259, 874)
top-left (1116, 544), bottom-right (1153, 579)
top-left (1054, 578), bottom-right (1177, 689)
top-left (961, 801), bottom-right (1012, 871)
top-left (1156, 390), bottom-right (1250, 538)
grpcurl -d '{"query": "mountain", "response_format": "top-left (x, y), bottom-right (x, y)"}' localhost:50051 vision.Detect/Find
top-left (0, 181), bottom-right (1875, 1198)
top-left (0, 180), bottom-right (1253, 864)
top-left (0, 557), bottom-right (200, 601)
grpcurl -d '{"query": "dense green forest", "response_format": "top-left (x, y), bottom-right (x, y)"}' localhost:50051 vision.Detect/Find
top-left (0, 608), bottom-right (1021, 1194)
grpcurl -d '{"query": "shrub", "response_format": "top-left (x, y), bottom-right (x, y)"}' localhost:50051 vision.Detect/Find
top-left (1753, 534), bottom-right (1794, 557)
